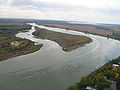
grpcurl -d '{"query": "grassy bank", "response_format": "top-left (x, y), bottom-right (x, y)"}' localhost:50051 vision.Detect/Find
top-left (67, 57), bottom-right (120, 90)
top-left (33, 27), bottom-right (92, 52)
top-left (0, 23), bottom-right (43, 61)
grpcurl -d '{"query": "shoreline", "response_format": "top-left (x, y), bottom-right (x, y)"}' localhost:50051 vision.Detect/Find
top-left (41, 24), bottom-right (120, 41)
top-left (40, 24), bottom-right (120, 90)
top-left (67, 57), bottom-right (120, 90)
top-left (0, 42), bottom-right (43, 61)
top-left (0, 36), bottom-right (43, 61)
top-left (32, 27), bottom-right (92, 52)
top-left (0, 23), bottom-right (43, 61)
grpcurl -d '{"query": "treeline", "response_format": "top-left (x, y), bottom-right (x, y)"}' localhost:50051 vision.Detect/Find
top-left (67, 56), bottom-right (120, 90)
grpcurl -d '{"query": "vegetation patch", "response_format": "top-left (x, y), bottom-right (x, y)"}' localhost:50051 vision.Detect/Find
top-left (67, 57), bottom-right (120, 90)
top-left (0, 23), bottom-right (43, 61)
top-left (32, 27), bottom-right (92, 52)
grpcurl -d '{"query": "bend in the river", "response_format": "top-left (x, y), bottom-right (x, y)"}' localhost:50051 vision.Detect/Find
top-left (0, 23), bottom-right (120, 90)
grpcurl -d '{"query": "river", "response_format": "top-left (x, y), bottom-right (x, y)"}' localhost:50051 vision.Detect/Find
top-left (0, 23), bottom-right (120, 90)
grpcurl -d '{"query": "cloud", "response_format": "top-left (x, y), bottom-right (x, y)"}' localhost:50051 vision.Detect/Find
top-left (32, 0), bottom-right (120, 10)
top-left (0, 0), bottom-right (120, 24)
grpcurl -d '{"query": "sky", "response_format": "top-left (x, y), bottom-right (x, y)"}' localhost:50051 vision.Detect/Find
top-left (0, 0), bottom-right (120, 24)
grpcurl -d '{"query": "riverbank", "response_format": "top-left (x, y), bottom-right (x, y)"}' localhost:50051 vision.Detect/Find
top-left (0, 23), bottom-right (43, 61)
top-left (41, 23), bottom-right (120, 41)
top-left (32, 27), bottom-right (92, 52)
top-left (67, 56), bottom-right (120, 90)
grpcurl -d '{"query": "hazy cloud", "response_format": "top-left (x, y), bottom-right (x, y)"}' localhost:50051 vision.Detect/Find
top-left (0, 0), bottom-right (120, 24)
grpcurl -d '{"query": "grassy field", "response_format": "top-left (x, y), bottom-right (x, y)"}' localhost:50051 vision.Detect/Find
top-left (33, 27), bottom-right (92, 52)
top-left (0, 22), bottom-right (43, 61)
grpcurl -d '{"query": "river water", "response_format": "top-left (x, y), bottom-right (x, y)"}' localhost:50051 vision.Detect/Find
top-left (0, 23), bottom-right (120, 90)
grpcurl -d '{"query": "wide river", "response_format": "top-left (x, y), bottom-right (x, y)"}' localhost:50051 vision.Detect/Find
top-left (0, 23), bottom-right (120, 90)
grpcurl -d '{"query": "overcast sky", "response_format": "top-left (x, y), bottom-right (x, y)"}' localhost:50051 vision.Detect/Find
top-left (0, 0), bottom-right (120, 24)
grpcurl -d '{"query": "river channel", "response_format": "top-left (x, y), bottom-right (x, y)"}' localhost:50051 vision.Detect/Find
top-left (0, 23), bottom-right (120, 90)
